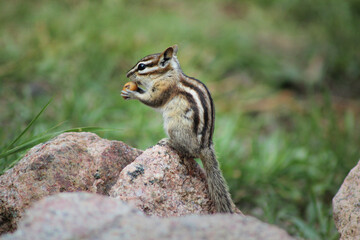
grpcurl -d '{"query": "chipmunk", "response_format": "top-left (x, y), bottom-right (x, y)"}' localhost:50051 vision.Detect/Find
top-left (122, 45), bottom-right (235, 213)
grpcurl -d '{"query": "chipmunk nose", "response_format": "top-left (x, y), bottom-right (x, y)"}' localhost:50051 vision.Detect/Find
top-left (126, 69), bottom-right (136, 78)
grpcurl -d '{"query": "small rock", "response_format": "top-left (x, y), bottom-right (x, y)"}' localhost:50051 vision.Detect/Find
top-left (333, 159), bottom-right (360, 239)
top-left (1, 192), bottom-right (295, 240)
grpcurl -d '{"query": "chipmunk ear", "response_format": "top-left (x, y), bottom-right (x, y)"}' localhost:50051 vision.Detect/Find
top-left (170, 44), bottom-right (178, 56)
top-left (159, 45), bottom-right (178, 67)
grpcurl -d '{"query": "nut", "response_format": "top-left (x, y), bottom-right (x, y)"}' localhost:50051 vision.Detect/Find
top-left (122, 82), bottom-right (138, 99)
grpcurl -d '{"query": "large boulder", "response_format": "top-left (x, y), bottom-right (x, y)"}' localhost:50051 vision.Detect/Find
top-left (110, 144), bottom-right (226, 216)
top-left (0, 132), bottom-right (142, 234)
top-left (333, 159), bottom-right (360, 239)
top-left (0, 192), bottom-right (295, 240)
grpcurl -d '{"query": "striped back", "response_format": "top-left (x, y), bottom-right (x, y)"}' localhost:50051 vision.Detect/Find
top-left (179, 74), bottom-right (215, 148)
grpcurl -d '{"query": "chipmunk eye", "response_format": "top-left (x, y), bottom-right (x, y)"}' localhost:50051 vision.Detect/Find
top-left (138, 63), bottom-right (146, 71)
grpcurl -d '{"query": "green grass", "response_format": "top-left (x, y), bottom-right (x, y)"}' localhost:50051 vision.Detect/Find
top-left (1, 0), bottom-right (360, 239)
top-left (216, 96), bottom-right (357, 239)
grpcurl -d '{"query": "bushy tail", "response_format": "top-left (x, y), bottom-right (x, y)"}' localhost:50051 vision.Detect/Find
top-left (200, 146), bottom-right (234, 213)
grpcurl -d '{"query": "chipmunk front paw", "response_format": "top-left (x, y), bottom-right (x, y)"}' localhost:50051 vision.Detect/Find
top-left (121, 89), bottom-right (138, 100)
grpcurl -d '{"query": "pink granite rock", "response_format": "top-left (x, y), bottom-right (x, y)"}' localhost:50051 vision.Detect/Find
top-left (333, 159), bottom-right (360, 239)
top-left (110, 144), bottom-right (240, 216)
top-left (1, 192), bottom-right (295, 240)
top-left (0, 132), bottom-right (142, 234)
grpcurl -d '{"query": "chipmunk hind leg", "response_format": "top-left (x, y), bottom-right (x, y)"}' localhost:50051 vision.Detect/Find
top-left (160, 127), bottom-right (200, 158)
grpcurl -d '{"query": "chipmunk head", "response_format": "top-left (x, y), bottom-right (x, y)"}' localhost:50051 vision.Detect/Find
top-left (126, 45), bottom-right (180, 88)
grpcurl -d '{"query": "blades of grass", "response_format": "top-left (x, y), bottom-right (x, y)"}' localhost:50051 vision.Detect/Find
top-left (0, 127), bottom-right (121, 159)
top-left (327, 216), bottom-right (339, 240)
top-left (62, 126), bottom-right (121, 133)
top-left (310, 188), bottom-right (332, 238)
top-left (0, 132), bottom-right (58, 159)
top-left (42, 120), bottom-right (68, 135)
top-left (290, 217), bottom-right (320, 240)
top-left (3, 98), bottom-right (52, 152)
top-left (0, 126), bottom-right (122, 174)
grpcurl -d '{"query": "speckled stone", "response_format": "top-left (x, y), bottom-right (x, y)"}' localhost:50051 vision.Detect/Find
top-left (1, 192), bottom-right (295, 240)
top-left (0, 132), bottom-right (142, 234)
top-left (333, 159), bottom-right (360, 239)
top-left (110, 144), bottom-right (212, 216)
top-left (110, 144), bottom-right (241, 216)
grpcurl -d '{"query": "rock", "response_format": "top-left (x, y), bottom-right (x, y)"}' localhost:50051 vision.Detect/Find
top-left (1, 192), bottom-right (295, 240)
top-left (333, 159), bottom-right (360, 239)
top-left (110, 144), bottom-right (216, 216)
top-left (0, 132), bottom-right (142, 234)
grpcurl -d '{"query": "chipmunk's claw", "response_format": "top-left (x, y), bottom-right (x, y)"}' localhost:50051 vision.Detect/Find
top-left (121, 89), bottom-right (137, 100)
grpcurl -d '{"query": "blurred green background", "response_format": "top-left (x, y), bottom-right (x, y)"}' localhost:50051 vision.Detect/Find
top-left (1, 0), bottom-right (360, 238)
